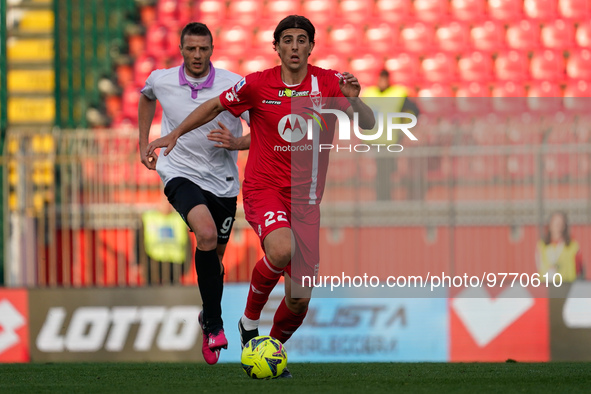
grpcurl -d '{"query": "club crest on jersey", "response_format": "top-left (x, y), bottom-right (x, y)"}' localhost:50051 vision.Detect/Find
top-left (277, 114), bottom-right (307, 143)
top-left (278, 89), bottom-right (310, 98)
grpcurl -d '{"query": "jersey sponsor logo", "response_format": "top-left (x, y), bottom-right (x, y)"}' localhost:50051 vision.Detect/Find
top-left (262, 100), bottom-right (282, 105)
top-left (274, 144), bottom-right (313, 152)
top-left (278, 89), bottom-right (310, 98)
top-left (334, 72), bottom-right (344, 80)
top-left (36, 306), bottom-right (200, 352)
top-left (225, 91), bottom-right (236, 102)
top-left (235, 78), bottom-right (246, 92)
top-left (277, 114), bottom-right (308, 143)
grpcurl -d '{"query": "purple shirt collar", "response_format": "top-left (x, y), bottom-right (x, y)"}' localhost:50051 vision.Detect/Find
top-left (179, 62), bottom-right (215, 99)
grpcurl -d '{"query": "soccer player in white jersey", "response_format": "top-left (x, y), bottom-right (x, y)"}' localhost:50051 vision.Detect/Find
top-left (146, 16), bottom-right (374, 377)
top-left (138, 22), bottom-right (250, 365)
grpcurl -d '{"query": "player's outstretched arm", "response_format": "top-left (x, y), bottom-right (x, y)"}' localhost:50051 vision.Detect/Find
top-left (139, 94), bottom-right (158, 170)
top-left (208, 121), bottom-right (251, 150)
top-left (339, 72), bottom-right (376, 130)
top-left (146, 96), bottom-right (225, 157)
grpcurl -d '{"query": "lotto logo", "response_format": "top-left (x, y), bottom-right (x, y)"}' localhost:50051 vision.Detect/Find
top-left (36, 306), bottom-right (200, 353)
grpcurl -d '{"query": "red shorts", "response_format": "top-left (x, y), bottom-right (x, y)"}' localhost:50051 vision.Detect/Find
top-left (243, 189), bottom-right (320, 285)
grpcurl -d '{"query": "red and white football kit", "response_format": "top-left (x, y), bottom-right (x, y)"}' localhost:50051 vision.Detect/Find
top-left (219, 65), bottom-right (350, 281)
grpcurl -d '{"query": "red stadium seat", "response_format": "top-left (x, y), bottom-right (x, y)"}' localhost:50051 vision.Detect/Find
top-left (140, 5), bottom-right (157, 28)
top-left (458, 51), bottom-right (494, 82)
top-left (176, 0), bottom-right (193, 29)
top-left (530, 50), bottom-right (566, 81)
top-left (506, 20), bottom-right (541, 50)
top-left (470, 21), bottom-right (506, 52)
top-left (122, 85), bottom-right (141, 120)
top-left (226, 0), bottom-right (262, 25)
top-left (350, 53), bottom-right (384, 87)
top-left (338, 0), bottom-right (374, 24)
top-left (417, 83), bottom-right (455, 114)
top-left (566, 49), bottom-right (591, 80)
top-left (105, 94), bottom-right (122, 119)
top-left (133, 55), bottom-right (157, 87)
top-left (384, 53), bottom-right (421, 87)
top-left (157, 0), bottom-right (179, 28)
top-left (240, 53), bottom-right (278, 76)
top-left (494, 50), bottom-right (529, 81)
top-left (456, 82), bottom-right (491, 97)
top-left (564, 80), bottom-right (591, 111)
top-left (145, 24), bottom-right (169, 58)
top-left (313, 52), bottom-right (347, 71)
top-left (194, 0), bottom-right (226, 26)
top-left (451, 0), bottom-right (487, 21)
top-left (491, 81), bottom-right (528, 113)
top-left (374, 0), bottom-right (412, 22)
top-left (217, 25), bottom-right (253, 54)
top-left (364, 23), bottom-right (398, 53)
top-left (328, 24), bottom-right (362, 54)
top-left (576, 21), bottom-right (591, 47)
top-left (264, 0), bottom-right (301, 20)
top-left (116, 64), bottom-right (134, 88)
top-left (421, 52), bottom-right (457, 83)
top-left (414, 0), bottom-right (449, 23)
top-left (488, 0), bottom-right (523, 21)
top-left (253, 23), bottom-right (276, 51)
top-left (400, 22), bottom-right (435, 53)
top-left (302, 0), bottom-right (337, 25)
top-left (456, 82), bottom-right (492, 113)
top-left (559, 0), bottom-right (591, 20)
top-left (128, 34), bottom-right (145, 58)
top-left (524, 0), bottom-right (558, 20)
top-left (528, 81), bottom-right (563, 112)
top-left (435, 21), bottom-right (470, 53)
top-left (418, 83), bottom-right (454, 97)
top-left (212, 55), bottom-right (241, 75)
top-left (166, 27), bottom-right (181, 58)
top-left (541, 20), bottom-right (576, 49)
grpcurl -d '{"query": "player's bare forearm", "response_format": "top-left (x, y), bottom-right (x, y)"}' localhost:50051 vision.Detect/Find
top-left (138, 94), bottom-right (157, 169)
top-left (347, 98), bottom-right (376, 130)
top-left (234, 133), bottom-right (251, 150)
top-left (339, 72), bottom-right (375, 130)
top-left (147, 96), bottom-right (225, 157)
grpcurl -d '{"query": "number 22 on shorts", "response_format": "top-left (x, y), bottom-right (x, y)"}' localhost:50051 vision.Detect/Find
top-left (264, 211), bottom-right (288, 227)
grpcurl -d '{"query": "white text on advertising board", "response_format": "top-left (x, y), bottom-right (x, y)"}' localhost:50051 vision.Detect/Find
top-left (36, 306), bottom-right (200, 352)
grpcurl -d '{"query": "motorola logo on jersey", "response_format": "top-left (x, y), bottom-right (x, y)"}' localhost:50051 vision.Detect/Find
top-left (277, 114), bottom-right (308, 143)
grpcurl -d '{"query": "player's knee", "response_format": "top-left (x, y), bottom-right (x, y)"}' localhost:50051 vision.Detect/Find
top-left (265, 244), bottom-right (292, 268)
top-left (285, 297), bottom-right (310, 314)
top-left (195, 226), bottom-right (218, 251)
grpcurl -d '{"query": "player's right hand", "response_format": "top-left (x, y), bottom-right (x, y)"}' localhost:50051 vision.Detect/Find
top-left (146, 133), bottom-right (178, 158)
top-left (140, 147), bottom-right (157, 170)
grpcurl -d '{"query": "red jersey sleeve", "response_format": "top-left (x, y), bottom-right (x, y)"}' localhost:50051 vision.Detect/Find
top-left (219, 73), bottom-right (258, 117)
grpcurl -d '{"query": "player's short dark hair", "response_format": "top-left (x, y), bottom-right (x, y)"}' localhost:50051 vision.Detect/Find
top-left (273, 15), bottom-right (315, 45)
top-left (379, 69), bottom-right (390, 79)
top-left (180, 22), bottom-right (213, 47)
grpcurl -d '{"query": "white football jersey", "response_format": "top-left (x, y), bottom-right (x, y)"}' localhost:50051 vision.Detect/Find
top-left (141, 65), bottom-right (249, 197)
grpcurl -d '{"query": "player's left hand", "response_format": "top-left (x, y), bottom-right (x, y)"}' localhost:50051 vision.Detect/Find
top-left (338, 72), bottom-right (361, 98)
top-left (208, 121), bottom-right (238, 150)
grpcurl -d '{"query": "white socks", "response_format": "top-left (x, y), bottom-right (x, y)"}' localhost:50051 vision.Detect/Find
top-left (241, 315), bottom-right (259, 331)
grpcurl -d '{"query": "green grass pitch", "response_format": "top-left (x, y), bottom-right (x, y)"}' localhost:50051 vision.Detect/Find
top-left (2, 362), bottom-right (590, 393)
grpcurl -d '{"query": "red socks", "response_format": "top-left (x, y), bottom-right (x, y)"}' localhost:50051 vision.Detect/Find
top-left (270, 297), bottom-right (308, 344)
top-left (244, 256), bottom-right (283, 320)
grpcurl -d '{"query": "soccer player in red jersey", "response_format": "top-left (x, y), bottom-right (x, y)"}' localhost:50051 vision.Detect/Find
top-left (146, 15), bottom-right (374, 376)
